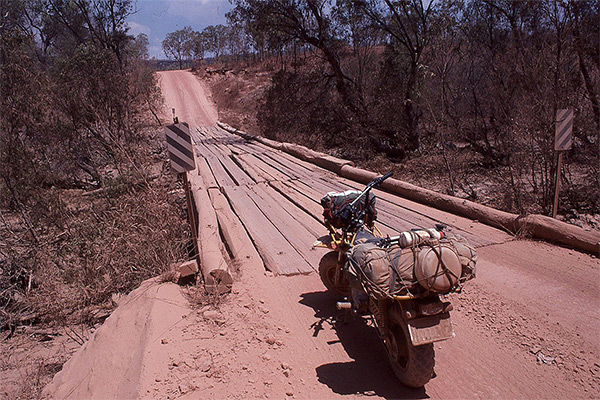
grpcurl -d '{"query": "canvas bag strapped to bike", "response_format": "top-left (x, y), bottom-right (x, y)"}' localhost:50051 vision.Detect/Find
top-left (349, 243), bottom-right (416, 300)
top-left (321, 190), bottom-right (377, 229)
top-left (444, 235), bottom-right (477, 285)
top-left (350, 234), bottom-right (477, 299)
top-left (413, 234), bottom-right (477, 293)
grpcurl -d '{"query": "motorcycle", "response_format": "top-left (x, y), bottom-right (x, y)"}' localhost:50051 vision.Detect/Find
top-left (313, 172), bottom-right (476, 387)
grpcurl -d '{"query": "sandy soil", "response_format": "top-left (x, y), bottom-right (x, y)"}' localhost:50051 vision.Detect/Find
top-left (0, 326), bottom-right (83, 399)
top-left (41, 70), bottom-right (600, 399)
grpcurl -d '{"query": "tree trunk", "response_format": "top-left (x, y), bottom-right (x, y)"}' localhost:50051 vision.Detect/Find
top-left (403, 60), bottom-right (421, 151)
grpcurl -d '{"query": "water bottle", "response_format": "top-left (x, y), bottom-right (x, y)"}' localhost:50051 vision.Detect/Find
top-left (398, 228), bottom-right (443, 247)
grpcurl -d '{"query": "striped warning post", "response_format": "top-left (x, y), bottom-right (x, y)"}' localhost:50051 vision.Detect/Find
top-left (555, 109), bottom-right (573, 151)
top-left (165, 123), bottom-right (196, 173)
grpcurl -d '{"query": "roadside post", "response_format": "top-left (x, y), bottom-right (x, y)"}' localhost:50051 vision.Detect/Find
top-left (164, 116), bottom-right (198, 257)
top-left (553, 109), bottom-right (573, 219)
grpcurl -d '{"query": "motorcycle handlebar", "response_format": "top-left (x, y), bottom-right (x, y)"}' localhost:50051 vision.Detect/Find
top-left (348, 171), bottom-right (393, 209)
top-left (335, 171), bottom-right (393, 231)
top-left (371, 171), bottom-right (393, 187)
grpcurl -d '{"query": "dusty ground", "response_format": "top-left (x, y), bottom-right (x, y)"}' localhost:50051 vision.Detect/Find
top-left (160, 69), bottom-right (219, 128)
top-left (40, 240), bottom-right (600, 399)
top-left (0, 324), bottom-right (93, 399)
top-left (37, 70), bottom-right (600, 400)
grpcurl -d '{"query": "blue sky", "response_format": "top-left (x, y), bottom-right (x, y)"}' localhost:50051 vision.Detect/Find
top-left (127, 0), bottom-right (233, 59)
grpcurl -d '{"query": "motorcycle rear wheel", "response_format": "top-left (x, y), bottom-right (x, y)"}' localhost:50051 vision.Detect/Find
top-left (383, 308), bottom-right (435, 388)
top-left (318, 251), bottom-right (350, 298)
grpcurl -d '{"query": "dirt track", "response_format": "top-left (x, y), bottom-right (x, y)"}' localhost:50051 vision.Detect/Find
top-left (45, 70), bottom-right (600, 399)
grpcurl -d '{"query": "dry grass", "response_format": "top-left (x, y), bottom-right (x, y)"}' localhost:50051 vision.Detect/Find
top-left (0, 328), bottom-right (77, 400)
top-left (202, 67), bottom-right (270, 135)
top-left (0, 122), bottom-right (192, 399)
top-left (184, 284), bottom-right (225, 310)
top-left (159, 268), bottom-right (181, 284)
top-left (9, 356), bottom-right (64, 399)
top-left (0, 126), bottom-right (191, 330)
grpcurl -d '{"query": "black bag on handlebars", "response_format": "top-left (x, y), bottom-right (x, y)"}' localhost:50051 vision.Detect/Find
top-left (321, 190), bottom-right (377, 229)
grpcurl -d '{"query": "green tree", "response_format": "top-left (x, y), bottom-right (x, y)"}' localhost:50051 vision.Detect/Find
top-left (162, 25), bottom-right (193, 68)
top-left (202, 24), bottom-right (230, 60)
top-left (189, 30), bottom-right (207, 68)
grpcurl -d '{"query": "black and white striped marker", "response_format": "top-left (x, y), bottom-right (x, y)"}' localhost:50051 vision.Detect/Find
top-left (555, 109), bottom-right (573, 151)
top-left (165, 122), bottom-right (195, 173)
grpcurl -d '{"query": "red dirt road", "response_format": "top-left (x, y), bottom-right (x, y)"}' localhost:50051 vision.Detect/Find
top-left (158, 70), bottom-right (218, 127)
top-left (45, 70), bottom-right (600, 399)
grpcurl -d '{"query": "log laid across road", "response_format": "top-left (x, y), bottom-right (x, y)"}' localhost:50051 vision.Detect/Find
top-left (188, 169), bottom-right (234, 293)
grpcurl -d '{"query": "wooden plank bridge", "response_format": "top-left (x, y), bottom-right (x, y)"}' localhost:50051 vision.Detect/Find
top-left (189, 126), bottom-right (512, 277)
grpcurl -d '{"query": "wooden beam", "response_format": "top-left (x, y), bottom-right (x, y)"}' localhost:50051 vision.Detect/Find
top-left (223, 186), bottom-right (314, 275)
top-left (188, 172), bottom-right (233, 294)
top-left (208, 187), bottom-right (266, 279)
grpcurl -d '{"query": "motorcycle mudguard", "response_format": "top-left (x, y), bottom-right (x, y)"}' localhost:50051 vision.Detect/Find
top-left (407, 312), bottom-right (454, 346)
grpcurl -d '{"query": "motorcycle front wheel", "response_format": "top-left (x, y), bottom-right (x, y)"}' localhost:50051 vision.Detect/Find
top-left (318, 251), bottom-right (350, 298)
top-left (383, 307), bottom-right (435, 388)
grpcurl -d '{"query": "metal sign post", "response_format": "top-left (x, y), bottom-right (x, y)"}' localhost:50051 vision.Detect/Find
top-left (552, 153), bottom-right (563, 219)
top-left (553, 109), bottom-right (573, 219)
top-left (165, 118), bottom-right (198, 257)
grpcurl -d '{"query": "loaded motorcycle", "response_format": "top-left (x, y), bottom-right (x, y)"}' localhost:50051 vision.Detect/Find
top-left (313, 172), bottom-right (476, 387)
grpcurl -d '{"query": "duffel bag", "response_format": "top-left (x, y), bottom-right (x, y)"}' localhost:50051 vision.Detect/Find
top-left (350, 243), bottom-right (415, 298)
top-left (414, 235), bottom-right (477, 293)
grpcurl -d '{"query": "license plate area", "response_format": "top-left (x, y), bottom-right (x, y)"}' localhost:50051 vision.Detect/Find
top-left (407, 312), bottom-right (454, 346)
